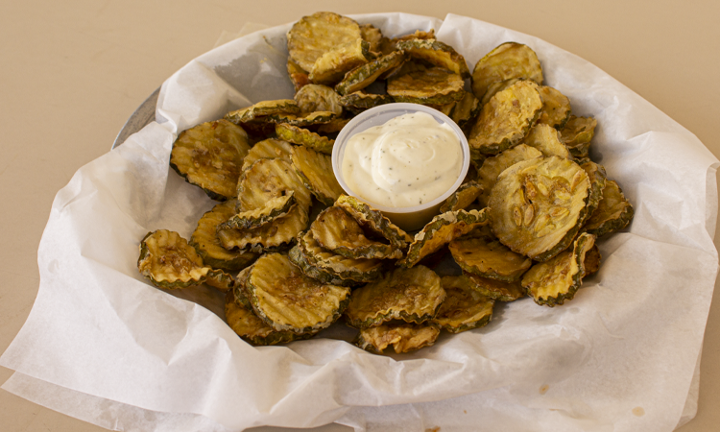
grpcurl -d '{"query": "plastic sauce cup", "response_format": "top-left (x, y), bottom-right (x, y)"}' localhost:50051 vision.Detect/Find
top-left (332, 103), bottom-right (471, 231)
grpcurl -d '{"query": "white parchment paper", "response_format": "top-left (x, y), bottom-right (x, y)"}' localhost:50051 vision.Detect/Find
top-left (2, 12), bottom-right (719, 432)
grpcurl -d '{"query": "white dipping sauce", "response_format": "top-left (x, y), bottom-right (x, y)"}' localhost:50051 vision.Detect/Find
top-left (341, 112), bottom-right (463, 208)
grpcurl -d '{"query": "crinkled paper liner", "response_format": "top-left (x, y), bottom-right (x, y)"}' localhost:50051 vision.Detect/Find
top-left (2, 12), bottom-right (718, 432)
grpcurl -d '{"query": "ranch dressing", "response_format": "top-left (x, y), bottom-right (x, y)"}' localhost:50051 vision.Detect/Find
top-left (341, 112), bottom-right (463, 208)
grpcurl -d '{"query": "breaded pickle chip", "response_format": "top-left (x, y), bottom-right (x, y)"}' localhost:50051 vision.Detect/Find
top-left (584, 245), bottom-right (601, 276)
top-left (522, 124), bottom-right (572, 159)
top-left (170, 119), bottom-right (251, 200)
top-left (138, 230), bottom-right (210, 289)
top-left (217, 204), bottom-right (308, 253)
top-left (224, 100), bottom-right (300, 125)
top-left (225, 291), bottom-right (314, 346)
top-left (434, 275), bottom-right (494, 333)
top-left (439, 181), bottom-right (483, 213)
top-left (238, 158), bottom-right (312, 213)
top-left (401, 208), bottom-right (490, 268)
top-left (360, 23), bottom-right (384, 54)
top-left (316, 117), bottom-right (351, 134)
top-left (344, 266), bottom-right (445, 329)
top-left (471, 42), bottom-right (544, 100)
top-left (294, 84), bottom-right (343, 116)
top-left (339, 92), bottom-right (394, 113)
top-left (336, 195), bottom-right (413, 250)
top-left (578, 160), bottom-right (608, 218)
top-left (287, 12), bottom-right (362, 73)
top-left (356, 322), bottom-right (440, 354)
top-left (466, 272), bottom-right (526, 302)
top-left (477, 144), bottom-right (543, 206)
top-left (296, 230), bottom-right (385, 283)
top-left (522, 233), bottom-right (596, 306)
top-left (275, 123), bottom-right (334, 154)
top-left (288, 244), bottom-right (361, 287)
top-left (311, 206), bottom-right (403, 260)
top-left (387, 67), bottom-right (465, 105)
top-left (336, 50), bottom-right (406, 95)
top-left (205, 268), bottom-right (236, 291)
top-left (396, 39), bottom-right (470, 78)
top-left (189, 200), bottom-right (257, 271)
top-left (583, 180), bottom-right (634, 237)
top-left (489, 156), bottom-right (591, 262)
top-left (245, 253), bottom-right (351, 333)
top-left (468, 79), bottom-right (543, 159)
top-left (449, 91), bottom-right (481, 128)
top-left (291, 146), bottom-right (344, 206)
top-left (241, 138), bottom-right (294, 171)
top-left (310, 39), bottom-right (372, 85)
top-left (287, 58), bottom-right (310, 92)
top-left (221, 192), bottom-right (297, 231)
top-left (271, 110), bottom-right (338, 127)
top-left (537, 86), bottom-right (571, 128)
top-left (560, 115), bottom-right (597, 158)
top-left (449, 236), bottom-right (532, 282)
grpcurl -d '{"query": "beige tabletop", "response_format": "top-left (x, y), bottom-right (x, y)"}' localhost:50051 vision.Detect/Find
top-left (1, 1), bottom-right (719, 431)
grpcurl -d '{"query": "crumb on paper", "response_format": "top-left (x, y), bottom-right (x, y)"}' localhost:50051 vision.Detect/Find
top-left (632, 407), bottom-right (645, 416)
top-left (539, 384), bottom-right (549, 394)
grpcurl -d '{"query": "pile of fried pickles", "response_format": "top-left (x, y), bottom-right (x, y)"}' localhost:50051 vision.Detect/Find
top-left (137, 12), bottom-right (634, 354)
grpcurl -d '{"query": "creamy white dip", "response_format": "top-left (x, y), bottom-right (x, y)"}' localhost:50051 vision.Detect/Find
top-left (341, 112), bottom-right (463, 208)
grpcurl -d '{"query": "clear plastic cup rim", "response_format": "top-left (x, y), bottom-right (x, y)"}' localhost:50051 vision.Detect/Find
top-left (331, 103), bottom-right (471, 215)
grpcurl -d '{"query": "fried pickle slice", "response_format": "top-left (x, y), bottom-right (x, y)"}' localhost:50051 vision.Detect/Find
top-left (275, 123), bottom-right (334, 155)
top-left (449, 91), bottom-right (481, 128)
top-left (216, 204), bottom-right (308, 253)
top-left (344, 265), bottom-right (445, 329)
top-left (294, 84), bottom-right (343, 116)
top-left (287, 11), bottom-right (362, 73)
top-left (339, 92), bottom-right (395, 113)
top-left (578, 160), bottom-right (608, 218)
top-left (138, 230), bottom-right (211, 290)
top-left (288, 244), bottom-right (361, 287)
top-left (400, 209), bottom-right (490, 268)
top-left (439, 181), bottom-right (483, 213)
top-left (287, 58), bottom-right (310, 92)
top-left (356, 322), bottom-right (440, 354)
top-left (189, 200), bottom-right (257, 271)
top-left (241, 138), bottom-right (294, 171)
top-left (476, 144), bottom-right (543, 207)
top-left (468, 79), bottom-right (543, 159)
top-left (291, 146), bottom-right (344, 206)
top-left (449, 236), bottom-right (532, 282)
top-left (360, 23), bottom-right (384, 54)
top-left (537, 86), bottom-right (571, 128)
top-left (387, 67), bottom-right (465, 105)
top-left (311, 206), bottom-right (403, 260)
top-left (433, 275), bottom-right (494, 333)
top-left (522, 233), bottom-right (596, 306)
top-left (522, 123), bottom-right (572, 159)
top-left (245, 253), bottom-right (351, 333)
top-left (465, 272), bottom-right (526, 302)
top-left (225, 291), bottom-right (315, 345)
top-left (396, 39), bottom-right (470, 78)
top-left (560, 115), bottom-right (597, 158)
top-left (310, 39), bottom-right (372, 85)
top-left (170, 119), bottom-right (251, 200)
top-left (583, 179), bottom-right (634, 237)
top-left (471, 42), bottom-right (544, 100)
top-left (296, 230), bottom-right (385, 283)
top-left (336, 50), bottom-right (406, 95)
top-left (220, 192), bottom-right (297, 230)
top-left (224, 100), bottom-right (301, 125)
top-left (336, 195), bottom-right (413, 250)
top-left (237, 158), bottom-right (312, 213)
top-left (488, 156), bottom-right (591, 262)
